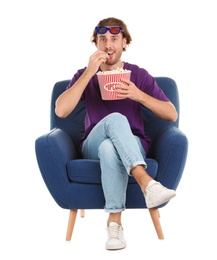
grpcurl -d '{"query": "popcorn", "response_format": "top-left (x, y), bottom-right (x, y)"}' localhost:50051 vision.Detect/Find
top-left (97, 67), bottom-right (130, 75)
top-left (96, 68), bottom-right (131, 100)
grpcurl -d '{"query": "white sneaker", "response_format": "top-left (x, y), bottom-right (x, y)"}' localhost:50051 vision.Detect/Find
top-left (144, 180), bottom-right (176, 208)
top-left (106, 222), bottom-right (126, 250)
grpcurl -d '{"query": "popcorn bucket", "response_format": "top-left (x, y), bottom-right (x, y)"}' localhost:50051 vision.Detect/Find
top-left (97, 71), bottom-right (131, 100)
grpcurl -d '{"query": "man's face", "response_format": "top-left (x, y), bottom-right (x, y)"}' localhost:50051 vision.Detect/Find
top-left (96, 29), bottom-right (126, 66)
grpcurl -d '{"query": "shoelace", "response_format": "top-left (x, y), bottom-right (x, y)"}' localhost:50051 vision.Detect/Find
top-left (147, 182), bottom-right (166, 193)
top-left (108, 225), bottom-right (120, 238)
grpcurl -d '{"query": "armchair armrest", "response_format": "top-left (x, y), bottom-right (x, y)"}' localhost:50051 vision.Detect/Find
top-left (35, 128), bottom-right (78, 208)
top-left (151, 125), bottom-right (188, 190)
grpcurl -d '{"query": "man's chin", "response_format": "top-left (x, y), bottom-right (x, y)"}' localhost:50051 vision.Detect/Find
top-left (106, 60), bottom-right (115, 66)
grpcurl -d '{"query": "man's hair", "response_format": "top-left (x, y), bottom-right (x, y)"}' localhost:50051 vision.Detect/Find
top-left (91, 17), bottom-right (132, 51)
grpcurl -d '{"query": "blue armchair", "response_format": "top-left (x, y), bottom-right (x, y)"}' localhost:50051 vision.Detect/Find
top-left (35, 77), bottom-right (188, 241)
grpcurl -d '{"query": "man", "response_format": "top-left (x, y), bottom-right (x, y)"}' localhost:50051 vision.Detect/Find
top-left (55, 17), bottom-right (177, 250)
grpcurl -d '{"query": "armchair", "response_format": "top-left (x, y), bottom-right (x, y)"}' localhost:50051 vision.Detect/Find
top-left (35, 77), bottom-right (188, 241)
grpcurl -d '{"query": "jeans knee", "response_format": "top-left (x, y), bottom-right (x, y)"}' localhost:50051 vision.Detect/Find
top-left (106, 112), bottom-right (126, 120)
top-left (98, 139), bottom-right (116, 159)
top-left (105, 112), bottom-right (128, 127)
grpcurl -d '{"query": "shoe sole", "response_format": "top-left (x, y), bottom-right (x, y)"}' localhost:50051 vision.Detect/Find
top-left (106, 244), bottom-right (126, 250)
top-left (146, 193), bottom-right (176, 209)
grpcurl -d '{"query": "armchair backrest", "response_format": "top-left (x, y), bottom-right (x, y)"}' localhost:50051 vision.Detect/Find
top-left (50, 80), bottom-right (86, 152)
top-left (50, 77), bottom-right (180, 155)
top-left (141, 77), bottom-right (179, 142)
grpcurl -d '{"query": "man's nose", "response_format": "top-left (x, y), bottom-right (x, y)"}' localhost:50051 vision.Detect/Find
top-left (105, 39), bottom-right (112, 48)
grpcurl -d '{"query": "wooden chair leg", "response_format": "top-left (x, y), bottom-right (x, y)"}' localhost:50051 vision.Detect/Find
top-left (148, 208), bottom-right (164, 239)
top-left (65, 210), bottom-right (78, 241)
top-left (80, 209), bottom-right (85, 218)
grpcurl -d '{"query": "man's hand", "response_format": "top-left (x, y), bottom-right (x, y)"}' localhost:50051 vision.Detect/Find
top-left (116, 78), bottom-right (142, 101)
top-left (86, 50), bottom-right (109, 76)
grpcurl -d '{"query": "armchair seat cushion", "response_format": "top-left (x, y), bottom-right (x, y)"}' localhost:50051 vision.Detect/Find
top-left (67, 158), bottom-right (158, 184)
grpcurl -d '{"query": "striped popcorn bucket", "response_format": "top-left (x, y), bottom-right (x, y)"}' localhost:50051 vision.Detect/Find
top-left (97, 71), bottom-right (131, 100)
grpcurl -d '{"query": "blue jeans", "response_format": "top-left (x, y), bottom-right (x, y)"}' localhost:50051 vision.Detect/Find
top-left (82, 112), bottom-right (147, 213)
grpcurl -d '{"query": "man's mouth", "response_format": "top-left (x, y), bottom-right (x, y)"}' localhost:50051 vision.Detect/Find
top-left (107, 51), bottom-right (114, 58)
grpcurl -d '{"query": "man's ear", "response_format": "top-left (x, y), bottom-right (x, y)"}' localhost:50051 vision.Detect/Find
top-left (123, 38), bottom-right (127, 48)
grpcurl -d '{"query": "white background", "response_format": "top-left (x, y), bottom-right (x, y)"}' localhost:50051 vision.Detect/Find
top-left (1, 0), bottom-right (216, 259)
